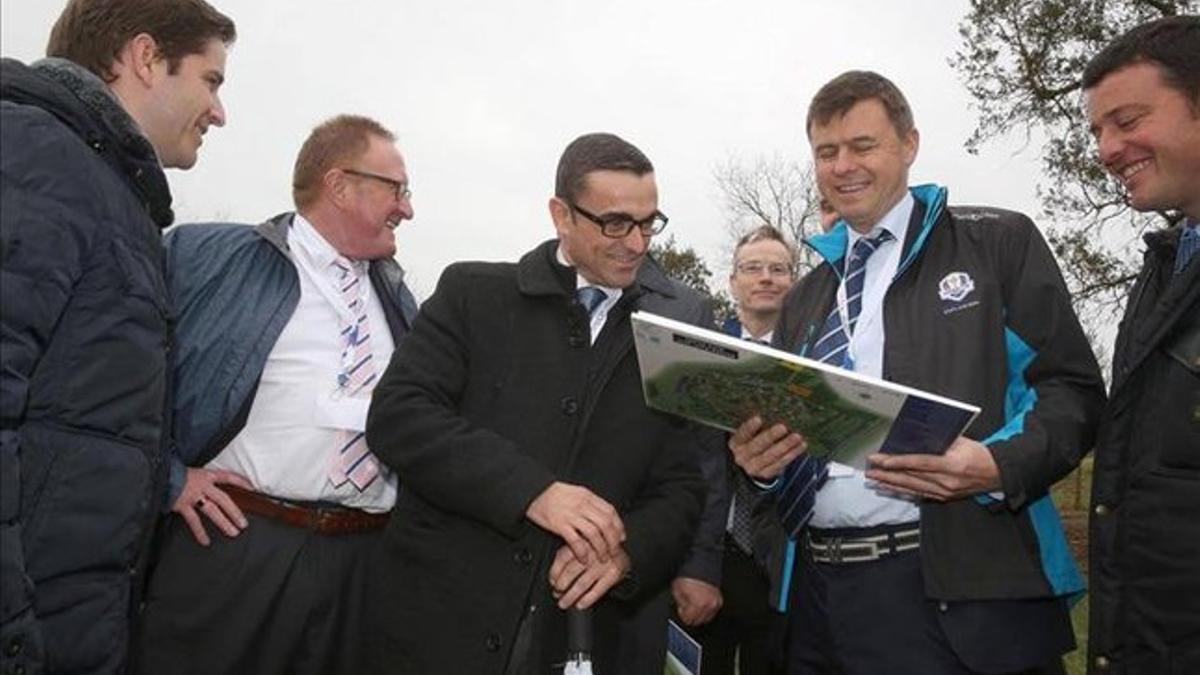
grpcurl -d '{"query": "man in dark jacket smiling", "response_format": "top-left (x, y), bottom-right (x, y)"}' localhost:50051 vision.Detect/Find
top-left (0, 1), bottom-right (235, 673)
top-left (366, 132), bottom-right (712, 674)
top-left (1083, 16), bottom-right (1200, 674)
top-left (729, 71), bottom-right (1105, 674)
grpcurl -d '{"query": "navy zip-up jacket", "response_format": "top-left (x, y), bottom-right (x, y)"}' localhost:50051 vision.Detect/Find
top-left (161, 214), bottom-right (418, 508)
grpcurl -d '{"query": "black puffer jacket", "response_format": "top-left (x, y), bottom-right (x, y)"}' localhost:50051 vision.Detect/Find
top-left (1, 57), bottom-right (173, 675)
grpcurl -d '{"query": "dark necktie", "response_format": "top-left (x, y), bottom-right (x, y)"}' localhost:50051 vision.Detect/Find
top-left (577, 286), bottom-right (607, 316)
top-left (776, 230), bottom-right (893, 538)
top-left (1176, 225), bottom-right (1199, 275)
top-left (728, 336), bottom-right (772, 552)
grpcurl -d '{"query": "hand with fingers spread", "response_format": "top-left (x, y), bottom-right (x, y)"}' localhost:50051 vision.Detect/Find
top-left (728, 416), bottom-right (808, 481)
top-left (171, 467), bottom-right (254, 546)
top-left (672, 577), bottom-right (723, 627)
top-left (865, 436), bottom-right (1001, 502)
top-left (526, 481), bottom-right (625, 564)
top-left (549, 543), bottom-right (631, 610)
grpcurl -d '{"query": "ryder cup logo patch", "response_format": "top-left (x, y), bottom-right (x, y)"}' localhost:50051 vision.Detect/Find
top-left (938, 272), bottom-right (975, 303)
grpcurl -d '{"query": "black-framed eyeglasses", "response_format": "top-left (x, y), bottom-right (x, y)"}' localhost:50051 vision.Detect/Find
top-left (569, 203), bottom-right (668, 238)
top-left (342, 168), bottom-right (412, 201)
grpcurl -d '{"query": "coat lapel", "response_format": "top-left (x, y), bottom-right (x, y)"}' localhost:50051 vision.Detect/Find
top-left (1112, 226), bottom-right (1200, 395)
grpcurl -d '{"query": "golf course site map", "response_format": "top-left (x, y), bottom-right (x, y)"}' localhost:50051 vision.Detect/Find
top-left (632, 311), bottom-right (980, 469)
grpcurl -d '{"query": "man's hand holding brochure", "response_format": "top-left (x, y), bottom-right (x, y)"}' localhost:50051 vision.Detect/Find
top-left (632, 311), bottom-right (1001, 499)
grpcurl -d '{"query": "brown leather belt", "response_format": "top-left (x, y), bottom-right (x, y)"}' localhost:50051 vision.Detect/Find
top-left (225, 485), bottom-right (389, 535)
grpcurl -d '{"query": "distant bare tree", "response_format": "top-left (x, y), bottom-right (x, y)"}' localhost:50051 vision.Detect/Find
top-left (713, 153), bottom-right (825, 274)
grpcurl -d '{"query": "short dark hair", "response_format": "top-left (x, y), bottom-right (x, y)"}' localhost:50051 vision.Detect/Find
top-left (733, 225), bottom-right (795, 266)
top-left (47, 0), bottom-right (236, 83)
top-left (1082, 15), bottom-right (1200, 107)
top-left (806, 70), bottom-right (915, 138)
top-left (293, 115), bottom-right (397, 210)
top-left (554, 132), bottom-right (654, 203)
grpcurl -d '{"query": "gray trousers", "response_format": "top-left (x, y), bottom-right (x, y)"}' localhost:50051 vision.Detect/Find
top-left (135, 512), bottom-right (380, 675)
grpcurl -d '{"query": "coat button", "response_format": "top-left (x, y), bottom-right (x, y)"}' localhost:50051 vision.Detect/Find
top-left (560, 397), bottom-right (578, 416)
top-left (485, 633), bottom-right (502, 652)
top-left (1094, 504), bottom-right (1110, 517)
top-left (937, 602), bottom-right (948, 612)
top-left (514, 548), bottom-right (533, 565)
top-left (1094, 655), bottom-right (1110, 670)
top-left (5, 637), bottom-right (22, 656)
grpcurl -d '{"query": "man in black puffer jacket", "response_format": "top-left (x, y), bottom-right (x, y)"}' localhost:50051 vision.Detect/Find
top-left (0, 1), bottom-right (235, 673)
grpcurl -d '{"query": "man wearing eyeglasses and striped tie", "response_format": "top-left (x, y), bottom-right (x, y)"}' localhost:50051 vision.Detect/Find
top-left (136, 114), bottom-right (418, 675)
top-left (365, 132), bottom-right (717, 674)
top-left (728, 71), bottom-right (1105, 675)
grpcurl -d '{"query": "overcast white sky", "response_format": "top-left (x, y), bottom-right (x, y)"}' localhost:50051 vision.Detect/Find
top-left (2, 0), bottom-right (1046, 299)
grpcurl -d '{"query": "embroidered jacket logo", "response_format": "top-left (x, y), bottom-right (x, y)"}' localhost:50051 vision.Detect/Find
top-left (938, 272), bottom-right (975, 303)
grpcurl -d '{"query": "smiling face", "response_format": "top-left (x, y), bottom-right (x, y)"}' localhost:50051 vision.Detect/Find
top-left (139, 38), bottom-right (228, 169)
top-left (730, 238), bottom-right (795, 317)
top-left (1086, 61), bottom-right (1200, 219)
top-left (809, 98), bottom-right (918, 233)
top-left (328, 134), bottom-right (414, 260)
top-left (551, 169), bottom-right (658, 289)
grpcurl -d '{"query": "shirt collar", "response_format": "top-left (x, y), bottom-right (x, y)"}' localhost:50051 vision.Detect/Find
top-left (293, 213), bottom-right (362, 272)
top-left (845, 191), bottom-right (913, 251)
top-left (555, 244), bottom-right (623, 298)
top-left (741, 328), bottom-right (773, 343)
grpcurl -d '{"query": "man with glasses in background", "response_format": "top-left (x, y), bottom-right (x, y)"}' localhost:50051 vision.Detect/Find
top-left (673, 225), bottom-right (797, 675)
top-left (365, 132), bottom-right (718, 674)
top-left (136, 115), bottom-right (418, 675)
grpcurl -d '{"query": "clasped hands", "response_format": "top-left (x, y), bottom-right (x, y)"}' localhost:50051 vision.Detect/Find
top-left (526, 481), bottom-right (630, 610)
top-left (728, 416), bottom-right (1002, 501)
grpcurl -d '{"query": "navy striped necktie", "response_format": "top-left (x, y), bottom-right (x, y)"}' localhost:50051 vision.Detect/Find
top-left (777, 230), bottom-right (893, 538)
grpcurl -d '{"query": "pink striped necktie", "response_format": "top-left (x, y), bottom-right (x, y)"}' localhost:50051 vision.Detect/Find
top-left (328, 255), bottom-right (381, 491)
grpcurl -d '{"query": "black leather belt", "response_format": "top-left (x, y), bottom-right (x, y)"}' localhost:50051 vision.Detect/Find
top-left (804, 524), bottom-right (920, 564)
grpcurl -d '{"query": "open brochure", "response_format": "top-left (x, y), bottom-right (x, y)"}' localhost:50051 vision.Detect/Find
top-left (632, 311), bottom-right (981, 469)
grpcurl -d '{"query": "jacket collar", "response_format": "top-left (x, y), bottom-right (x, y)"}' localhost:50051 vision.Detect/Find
top-left (805, 184), bottom-right (947, 278)
top-left (1143, 219), bottom-right (1188, 262)
top-left (516, 238), bottom-right (677, 301)
top-left (254, 211), bottom-right (408, 284)
top-left (0, 57), bottom-right (174, 227)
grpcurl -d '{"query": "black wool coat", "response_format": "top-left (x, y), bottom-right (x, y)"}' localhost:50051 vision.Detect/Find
top-left (365, 239), bottom-right (713, 674)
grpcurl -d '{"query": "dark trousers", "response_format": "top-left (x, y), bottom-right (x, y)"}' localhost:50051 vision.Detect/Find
top-left (786, 536), bottom-right (1068, 675)
top-left (683, 539), bottom-right (783, 675)
top-left (135, 512), bottom-right (380, 675)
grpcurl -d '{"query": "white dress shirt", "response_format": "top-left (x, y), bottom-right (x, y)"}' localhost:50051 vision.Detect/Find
top-left (811, 191), bottom-right (921, 528)
top-left (206, 214), bottom-right (398, 512)
top-left (556, 246), bottom-right (622, 343)
top-left (741, 327), bottom-right (774, 344)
